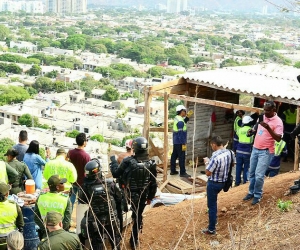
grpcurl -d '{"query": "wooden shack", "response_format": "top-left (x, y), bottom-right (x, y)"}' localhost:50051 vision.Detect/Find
top-left (143, 67), bottom-right (300, 181)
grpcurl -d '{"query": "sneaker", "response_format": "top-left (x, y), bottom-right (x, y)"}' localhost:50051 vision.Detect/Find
top-left (180, 173), bottom-right (191, 178)
top-left (170, 171), bottom-right (179, 175)
top-left (243, 194), bottom-right (254, 201)
top-left (251, 197), bottom-right (260, 205)
top-left (202, 228), bottom-right (216, 235)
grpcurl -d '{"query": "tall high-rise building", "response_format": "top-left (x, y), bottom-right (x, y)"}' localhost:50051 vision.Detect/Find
top-left (46, 0), bottom-right (87, 14)
top-left (0, 0), bottom-right (44, 13)
top-left (167, 0), bottom-right (188, 13)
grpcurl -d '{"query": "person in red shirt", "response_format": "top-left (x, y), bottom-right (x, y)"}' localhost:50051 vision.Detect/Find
top-left (67, 133), bottom-right (90, 209)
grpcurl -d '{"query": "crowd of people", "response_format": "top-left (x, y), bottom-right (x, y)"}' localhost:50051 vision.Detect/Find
top-left (0, 100), bottom-right (298, 247)
top-left (0, 130), bottom-right (157, 250)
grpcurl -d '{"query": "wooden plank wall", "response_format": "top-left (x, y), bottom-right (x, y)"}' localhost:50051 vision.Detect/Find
top-left (186, 89), bottom-right (238, 161)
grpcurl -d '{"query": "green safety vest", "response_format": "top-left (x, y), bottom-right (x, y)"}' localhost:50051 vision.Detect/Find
top-left (283, 109), bottom-right (296, 125)
top-left (238, 126), bottom-right (253, 144)
top-left (37, 192), bottom-right (68, 220)
top-left (234, 116), bottom-right (242, 133)
top-left (43, 156), bottom-right (77, 190)
top-left (274, 140), bottom-right (286, 156)
top-left (173, 115), bottom-right (187, 132)
top-left (0, 162), bottom-right (8, 183)
top-left (0, 200), bottom-right (18, 237)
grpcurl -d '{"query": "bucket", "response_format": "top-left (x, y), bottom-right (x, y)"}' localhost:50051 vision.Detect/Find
top-left (21, 205), bottom-right (40, 250)
top-left (25, 180), bottom-right (35, 194)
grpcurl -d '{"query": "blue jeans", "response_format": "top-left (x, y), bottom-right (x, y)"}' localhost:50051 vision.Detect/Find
top-left (70, 185), bottom-right (79, 210)
top-left (265, 168), bottom-right (279, 177)
top-left (170, 144), bottom-right (186, 175)
top-left (235, 153), bottom-right (250, 185)
top-left (207, 180), bottom-right (225, 231)
top-left (248, 148), bottom-right (273, 199)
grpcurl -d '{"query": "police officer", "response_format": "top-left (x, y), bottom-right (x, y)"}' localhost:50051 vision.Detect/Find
top-left (35, 175), bottom-right (72, 239)
top-left (0, 182), bottom-right (24, 250)
top-left (5, 148), bottom-right (33, 195)
top-left (110, 137), bottom-right (157, 249)
top-left (233, 110), bottom-right (245, 152)
top-left (78, 159), bottom-right (122, 250)
top-left (38, 211), bottom-right (82, 250)
top-left (0, 158), bottom-right (18, 185)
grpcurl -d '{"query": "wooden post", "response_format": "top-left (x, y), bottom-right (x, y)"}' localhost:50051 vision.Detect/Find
top-left (163, 92), bottom-right (169, 182)
top-left (294, 106), bottom-right (300, 170)
top-left (143, 87), bottom-right (151, 140)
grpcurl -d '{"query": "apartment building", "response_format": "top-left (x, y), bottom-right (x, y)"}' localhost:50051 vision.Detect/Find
top-left (45, 0), bottom-right (87, 14)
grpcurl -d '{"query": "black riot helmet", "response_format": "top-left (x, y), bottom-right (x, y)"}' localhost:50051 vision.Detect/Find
top-left (85, 158), bottom-right (102, 179)
top-left (132, 137), bottom-right (148, 158)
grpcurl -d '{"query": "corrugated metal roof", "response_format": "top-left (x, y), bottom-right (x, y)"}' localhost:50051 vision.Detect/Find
top-left (182, 64), bottom-right (300, 101)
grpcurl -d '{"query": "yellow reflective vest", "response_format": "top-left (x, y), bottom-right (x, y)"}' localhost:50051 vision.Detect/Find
top-left (173, 115), bottom-right (187, 132)
top-left (283, 109), bottom-right (296, 125)
top-left (0, 200), bottom-right (18, 237)
top-left (0, 161), bottom-right (8, 183)
top-left (37, 192), bottom-right (68, 220)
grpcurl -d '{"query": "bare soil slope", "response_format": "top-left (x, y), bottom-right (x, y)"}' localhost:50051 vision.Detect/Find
top-left (126, 171), bottom-right (300, 250)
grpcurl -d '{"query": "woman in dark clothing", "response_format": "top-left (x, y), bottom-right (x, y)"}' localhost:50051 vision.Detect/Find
top-left (5, 148), bottom-right (33, 195)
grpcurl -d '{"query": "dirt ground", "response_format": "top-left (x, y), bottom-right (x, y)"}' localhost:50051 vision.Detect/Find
top-left (134, 171), bottom-right (300, 250)
top-left (73, 160), bottom-right (300, 250)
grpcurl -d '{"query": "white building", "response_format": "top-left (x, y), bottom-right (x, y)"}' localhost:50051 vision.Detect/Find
top-left (45, 0), bottom-right (87, 14)
top-left (167, 0), bottom-right (188, 13)
top-left (10, 41), bottom-right (37, 52)
top-left (0, 0), bottom-right (43, 13)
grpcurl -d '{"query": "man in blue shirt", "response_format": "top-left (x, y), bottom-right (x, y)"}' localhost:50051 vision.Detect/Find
top-left (170, 105), bottom-right (192, 178)
top-left (202, 136), bottom-right (232, 235)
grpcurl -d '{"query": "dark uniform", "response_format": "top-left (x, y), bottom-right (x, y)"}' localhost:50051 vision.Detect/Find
top-left (79, 159), bottom-right (122, 250)
top-left (38, 229), bottom-right (82, 250)
top-left (7, 160), bottom-right (33, 195)
top-left (38, 211), bottom-right (82, 250)
top-left (110, 137), bottom-right (157, 249)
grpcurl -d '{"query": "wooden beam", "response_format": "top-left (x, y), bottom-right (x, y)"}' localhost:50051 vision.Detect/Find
top-left (159, 179), bottom-right (169, 191)
top-left (149, 137), bottom-right (163, 162)
top-left (150, 78), bottom-right (181, 91)
top-left (188, 79), bottom-right (300, 106)
top-left (143, 88), bottom-right (151, 140)
top-left (294, 106), bottom-right (300, 170)
top-left (150, 127), bottom-right (173, 132)
top-left (149, 91), bottom-right (263, 113)
top-left (163, 92), bottom-right (169, 182)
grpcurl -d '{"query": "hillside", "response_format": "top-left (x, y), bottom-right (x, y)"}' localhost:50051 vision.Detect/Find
top-left (121, 171), bottom-right (300, 249)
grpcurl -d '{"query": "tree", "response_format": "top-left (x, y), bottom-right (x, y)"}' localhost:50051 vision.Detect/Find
top-left (241, 40), bottom-right (255, 49)
top-left (90, 134), bottom-right (105, 142)
top-left (18, 114), bottom-right (39, 127)
top-left (294, 61), bottom-right (300, 68)
top-left (102, 86), bottom-right (120, 101)
top-left (0, 138), bottom-right (14, 160)
top-left (66, 130), bottom-right (80, 138)
top-left (27, 64), bottom-right (41, 76)
top-left (0, 24), bottom-right (10, 40)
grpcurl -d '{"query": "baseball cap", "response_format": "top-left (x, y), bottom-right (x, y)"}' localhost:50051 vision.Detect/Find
top-left (47, 175), bottom-right (67, 187)
top-left (56, 148), bottom-right (66, 154)
top-left (125, 139), bottom-right (133, 149)
top-left (45, 211), bottom-right (62, 226)
top-left (4, 148), bottom-right (19, 157)
top-left (0, 182), bottom-right (10, 195)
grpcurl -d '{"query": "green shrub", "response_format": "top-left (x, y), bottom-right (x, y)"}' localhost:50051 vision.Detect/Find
top-left (90, 134), bottom-right (104, 142)
top-left (66, 130), bottom-right (80, 138)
